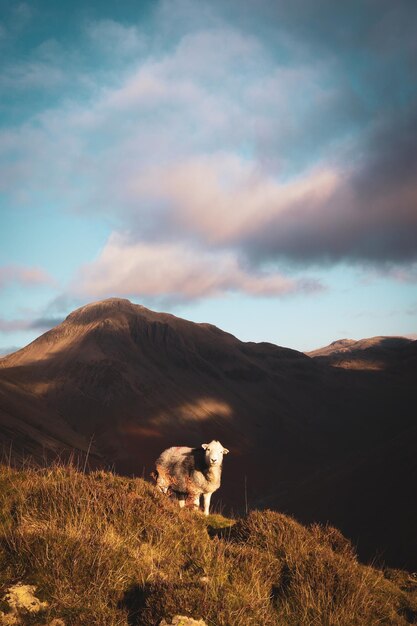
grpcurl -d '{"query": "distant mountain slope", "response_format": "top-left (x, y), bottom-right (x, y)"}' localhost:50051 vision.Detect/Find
top-left (307, 336), bottom-right (417, 370)
top-left (0, 298), bottom-right (416, 569)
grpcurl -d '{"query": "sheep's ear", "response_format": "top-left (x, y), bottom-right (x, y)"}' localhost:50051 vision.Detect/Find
top-left (223, 448), bottom-right (229, 455)
top-left (201, 443), bottom-right (209, 450)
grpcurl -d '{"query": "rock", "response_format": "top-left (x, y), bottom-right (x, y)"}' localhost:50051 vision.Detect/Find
top-left (159, 616), bottom-right (207, 626)
top-left (2, 583), bottom-right (48, 615)
top-left (0, 583), bottom-right (50, 625)
top-left (0, 612), bottom-right (18, 626)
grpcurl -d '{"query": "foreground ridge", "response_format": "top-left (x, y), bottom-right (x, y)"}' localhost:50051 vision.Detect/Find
top-left (1, 463), bottom-right (416, 626)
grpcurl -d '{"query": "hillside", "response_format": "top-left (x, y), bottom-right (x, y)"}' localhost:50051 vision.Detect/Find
top-left (308, 336), bottom-right (417, 371)
top-left (1, 464), bottom-right (416, 626)
top-left (0, 298), bottom-right (416, 569)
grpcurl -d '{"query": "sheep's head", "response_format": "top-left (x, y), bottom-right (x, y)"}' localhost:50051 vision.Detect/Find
top-left (202, 440), bottom-right (229, 466)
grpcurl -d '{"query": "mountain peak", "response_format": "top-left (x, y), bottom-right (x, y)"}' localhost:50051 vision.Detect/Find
top-left (66, 298), bottom-right (143, 323)
top-left (307, 335), bottom-right (415, 370)
top-left (0, 298), bottom-right (249, 373)
top-left (329, 339), bottom-right (356, 348)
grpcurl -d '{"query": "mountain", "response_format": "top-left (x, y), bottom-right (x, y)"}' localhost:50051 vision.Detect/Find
top-left (308, 336), bottom-right (417, 371)
top-left (0, 298), bottom-right (416, 569)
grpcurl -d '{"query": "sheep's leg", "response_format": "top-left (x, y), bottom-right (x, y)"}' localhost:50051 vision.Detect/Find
top-left (203, 492), bottom-right (212, 516)
top-left (186, 493), bottom-right (201, 511)
top-left (177, 494), bottom-right (186, 509)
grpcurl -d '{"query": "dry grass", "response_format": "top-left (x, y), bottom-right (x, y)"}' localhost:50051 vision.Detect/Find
top-left (0, 464), bottom-right (416, 626)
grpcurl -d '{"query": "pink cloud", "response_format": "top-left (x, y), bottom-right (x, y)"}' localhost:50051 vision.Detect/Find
top-left (127, 154), bottom-right (340, 244)
top-left (0, 319), bottom-right (31, 332)
top-left (0, 316), bottom-right (61, 332)
top-left (360, 263), bottom-right (417, 285)
top-left (72, 233), bottom-right (323, 302)
top-left (0, 265), bottom-right (54, 290)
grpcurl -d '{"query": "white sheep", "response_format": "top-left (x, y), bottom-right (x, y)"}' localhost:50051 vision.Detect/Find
top-left (153, 440), bottom-right (229, 515)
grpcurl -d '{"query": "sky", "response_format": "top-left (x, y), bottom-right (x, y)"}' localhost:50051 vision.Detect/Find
top-left (0, 0), bottom-right (416, 354)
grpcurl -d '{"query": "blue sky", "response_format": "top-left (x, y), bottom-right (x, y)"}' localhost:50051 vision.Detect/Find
top-left (0, 0), bottom-right (416, 353)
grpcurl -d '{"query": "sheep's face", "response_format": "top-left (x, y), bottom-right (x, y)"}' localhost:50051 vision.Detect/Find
top-left (202, 440), bottom-right (229, 466)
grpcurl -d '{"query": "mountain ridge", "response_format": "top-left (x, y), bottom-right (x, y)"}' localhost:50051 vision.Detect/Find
top-left (308, 334), bottom-right (416, 370)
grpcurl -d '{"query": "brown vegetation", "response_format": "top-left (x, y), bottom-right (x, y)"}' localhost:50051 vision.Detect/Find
top-left (0, 464), bottom-right (416, 625)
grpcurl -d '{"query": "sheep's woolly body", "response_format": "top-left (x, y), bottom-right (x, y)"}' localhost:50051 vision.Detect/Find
top-left (154, 441), bottom-right (228, 514)
top-left (157, 447), bottom-right (221, 494)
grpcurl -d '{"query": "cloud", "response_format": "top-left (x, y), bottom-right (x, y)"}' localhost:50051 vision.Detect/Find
top-left (241, 105), bottom-right (417, 266)
top-left (124, 153), bottom-right (340, 243)
top-left (361, 262), bottom-right (417, 285)
top-left (0, 18), bottom-right (338, 198)
top-left (85, 19), bottom-right (145, 58)
top-left (0, 316), bottom-right (63, 333)
top-left (0, 59), bottom-right (65, 91)
top-left (72, 233), bottom-right (323, 304)
top-left (116, 109), bottom-right (417, 267)
top-left (0, 345), bottom-right (21, 356)
top-left (0, 265), bottom-right (54, 291)
top-left (1, 0), bottom-right (416, 313)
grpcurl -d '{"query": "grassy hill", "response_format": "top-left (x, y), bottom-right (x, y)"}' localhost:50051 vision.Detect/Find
top-left (0, 464), bottom-right (416, 625)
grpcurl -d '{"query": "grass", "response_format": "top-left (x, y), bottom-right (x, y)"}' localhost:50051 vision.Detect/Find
top-left (0, 463), bottom-right (416, 625)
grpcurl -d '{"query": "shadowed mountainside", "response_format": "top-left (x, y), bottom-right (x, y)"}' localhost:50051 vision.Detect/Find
top-left (0, 298), bottom-right (416, 569)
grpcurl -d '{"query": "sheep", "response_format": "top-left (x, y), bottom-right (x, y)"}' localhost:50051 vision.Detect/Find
top-left (153, 440), bottom-right (229, 515)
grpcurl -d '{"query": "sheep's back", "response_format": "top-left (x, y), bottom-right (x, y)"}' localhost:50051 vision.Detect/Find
top-left (157, 445), bottom-right (198, 477)
top-left (157, 446), bottom-right (192, 468)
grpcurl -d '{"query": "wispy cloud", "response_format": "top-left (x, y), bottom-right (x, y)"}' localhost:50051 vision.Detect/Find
top-left (360, 262), bottom-right (417, 285)
top-left (0, 265), bottom-right (54, 291)
top-left (122, 154), bottom-right (340, 245)
top-left (72, 233), bottom-right (323, 304)
top-left (85, 19), bottom-right (146, 58)
top-left (0, 345), bottom-right (21, 356)
top-left (0, 316), bottom-right (63, 333)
